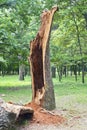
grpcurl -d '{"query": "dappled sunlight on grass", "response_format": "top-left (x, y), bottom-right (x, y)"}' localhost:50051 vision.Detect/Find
top-left (0, 75), bottom-right (31, 87)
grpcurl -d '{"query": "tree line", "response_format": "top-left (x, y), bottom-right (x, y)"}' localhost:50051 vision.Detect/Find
top-left (0, 0), bottom-right (87, 82)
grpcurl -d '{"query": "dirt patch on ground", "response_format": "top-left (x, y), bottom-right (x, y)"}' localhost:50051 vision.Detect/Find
top-left (25, 102), bottom-right (65, 125)
top-left (17, 108), bottom-right (87, 130)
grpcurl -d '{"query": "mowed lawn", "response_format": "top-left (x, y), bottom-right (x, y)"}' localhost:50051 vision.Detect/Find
top-left (0, 75), bottom-right (87, 110)
top-left (0, 75), bottom-right (32, 103)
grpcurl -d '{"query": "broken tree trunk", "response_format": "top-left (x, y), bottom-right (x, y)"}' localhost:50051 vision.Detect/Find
top-left (0, 98), bottom-right (33, 130)
top-left (29, 6), bottom-right (58, 110)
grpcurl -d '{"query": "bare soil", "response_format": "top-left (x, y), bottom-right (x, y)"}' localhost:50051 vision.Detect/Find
top-left (17, 101), bottom-right (87, 130)
top-left (25, 102), bottom-right (65, 124)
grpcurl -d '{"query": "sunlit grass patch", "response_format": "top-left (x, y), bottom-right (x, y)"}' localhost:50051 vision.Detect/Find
top-left (0, 75), bottom-right (31, 87)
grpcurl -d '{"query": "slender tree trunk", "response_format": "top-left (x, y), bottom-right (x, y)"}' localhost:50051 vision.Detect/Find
top-left (57, 66), bottom-right (62, 82)
top-left (19, 64), bottom-right (25, 80)
top-left (74, 65), bottom-right (77, 81)
top-left (70, 66), bottom-right (73, 76)
top-left (71, 8), bottom-right (85, 83)
top-left (82, 62), bottom-right (85, 83)
top-left (51, 66), bottom-right (56, 78)
top-left (29, 7), bottom-right (58, 110)
top-left (78, 64), bottom-right (80, 75)
top-left (64, 66), bottom-right (66, 77)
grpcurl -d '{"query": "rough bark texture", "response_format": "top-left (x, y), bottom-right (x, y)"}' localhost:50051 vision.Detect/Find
top-left (29, 7), bottom-right (58, 110)
top-left (0, 107), bottom-right (16, 130)
top-left (0, 98), bottom-right (33, 130)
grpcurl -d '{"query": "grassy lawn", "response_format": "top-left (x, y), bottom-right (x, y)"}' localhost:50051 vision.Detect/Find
top-left (53, 75), bottom-right (87, 110)
top-left (0, 75), bottom-right (32, 103)
top-left (0, 75), bottom-right (87, 110)
top-left (0, 75), bottom-right (31, 87)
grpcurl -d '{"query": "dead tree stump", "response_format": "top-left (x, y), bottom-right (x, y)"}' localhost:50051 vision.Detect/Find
top-left (29, 6), bottom-right (58, 110)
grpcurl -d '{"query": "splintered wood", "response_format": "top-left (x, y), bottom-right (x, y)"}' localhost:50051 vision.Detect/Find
top-left (29, 6), bottom-right (58, 107)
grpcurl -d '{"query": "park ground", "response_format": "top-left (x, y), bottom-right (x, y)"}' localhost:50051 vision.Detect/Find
top-left (0, 75), bottom-right (87, 130)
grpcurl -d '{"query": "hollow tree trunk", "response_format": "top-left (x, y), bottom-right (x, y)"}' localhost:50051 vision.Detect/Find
top-left (29, 7), bottom-right (58, 110)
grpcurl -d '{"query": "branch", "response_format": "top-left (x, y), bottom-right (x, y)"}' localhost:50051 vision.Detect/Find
top-left (0, 0), bottom-right (16, 8)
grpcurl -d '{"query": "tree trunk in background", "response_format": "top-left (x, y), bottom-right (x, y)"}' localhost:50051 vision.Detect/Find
top-left (70, 66), bottom-right (73, 76)
top-left (71, 8), bottom-right (85, 83)
top-left (51, 66), bottom-right (56, 78)
top-left (63, 66), bottom-right (66, 77)
top-left (29, 7), bottom-right (58, 110)
top-left (74, 65), bottom-right (77, 81)
top-left (19, 64), bottom-right (25, 80)
top-left (78, 64), bottom-right (80, 75)
top-left (82, 62), bottom-right (85, 83)
top-left (57, 66), bottom-right (62, 82)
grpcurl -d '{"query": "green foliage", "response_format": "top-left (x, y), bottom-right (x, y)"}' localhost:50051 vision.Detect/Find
top-left (0, 0), bottom-right (87, 76)
top-left (0, 0), bottom-right (43, 72)
top-left (50, 0), bottom-right (87, 72)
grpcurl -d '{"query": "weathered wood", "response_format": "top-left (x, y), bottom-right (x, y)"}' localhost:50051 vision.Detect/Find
top-left (29, 6), bottom-right (58, 110)
top-left (2, 103), bottom-right (33, 119)
top-left (0, 98), bottom-right (33, 130)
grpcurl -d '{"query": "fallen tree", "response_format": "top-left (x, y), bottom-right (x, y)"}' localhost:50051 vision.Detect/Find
top-left (0, 98), bottom-right (33, 130)
top-left (29, 6), bottom-right (58, 110)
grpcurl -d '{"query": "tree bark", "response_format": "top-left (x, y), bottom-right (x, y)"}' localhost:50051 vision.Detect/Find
top-left (29, 6), bottom-right (58, 110)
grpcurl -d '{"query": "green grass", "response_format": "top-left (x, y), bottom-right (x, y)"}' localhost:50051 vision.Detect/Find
top-left (0, 75), bottom-right (31, 87)
top-left (0, 75), bottom-right (32, 103)
top-left (0, 75), bottom-right (87, 110)
top-left (53, 75), bottom-right (87, 110)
